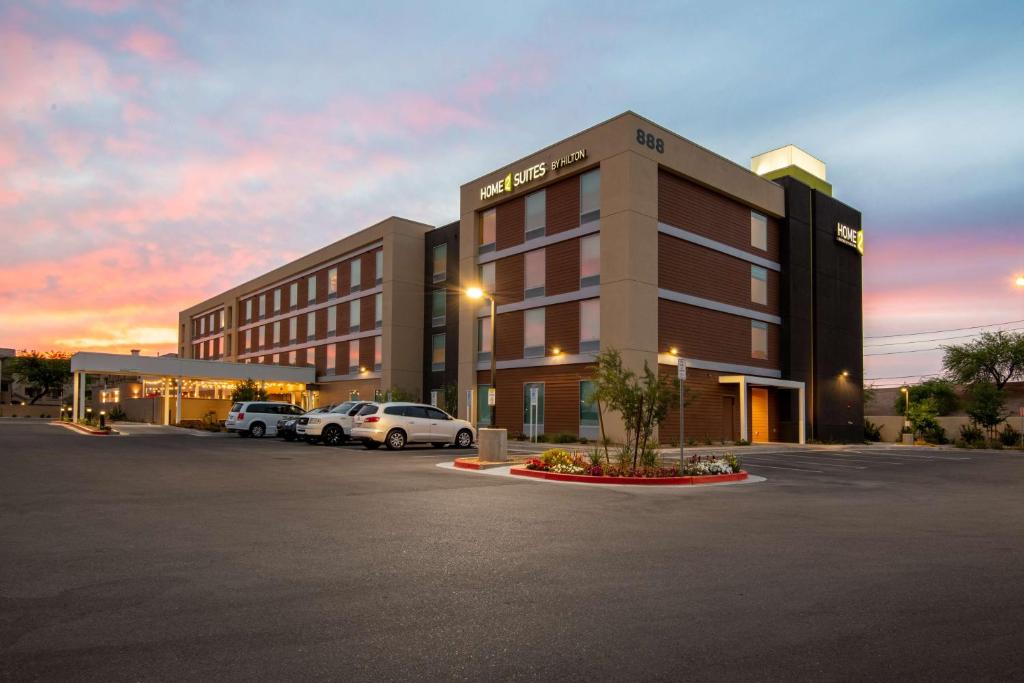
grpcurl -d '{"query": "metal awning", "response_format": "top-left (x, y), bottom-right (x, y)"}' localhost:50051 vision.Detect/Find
top-left (718, 374), bottom-right (806, 444)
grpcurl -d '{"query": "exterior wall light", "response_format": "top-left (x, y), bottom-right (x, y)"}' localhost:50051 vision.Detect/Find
top-left (669, 347), bottom-right (679, 356)
top-left (552, 347), bottom-right (561, 356)
top-left (841, 370), bottom-right (849, 377)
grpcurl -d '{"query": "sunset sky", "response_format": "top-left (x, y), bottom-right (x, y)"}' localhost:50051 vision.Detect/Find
top-left (1, 1), bottom-right (1022, 386)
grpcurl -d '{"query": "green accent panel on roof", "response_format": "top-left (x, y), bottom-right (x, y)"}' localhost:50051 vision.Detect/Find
top-left (761, 165), bottom-right (833, 196)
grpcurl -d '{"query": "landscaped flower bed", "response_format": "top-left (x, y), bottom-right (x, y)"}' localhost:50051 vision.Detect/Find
top-left (514, 448), bottom-right (746, 485)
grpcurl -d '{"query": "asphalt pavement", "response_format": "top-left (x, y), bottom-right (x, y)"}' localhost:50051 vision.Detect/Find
top-left (1, 419), bottom-right (1022, 681)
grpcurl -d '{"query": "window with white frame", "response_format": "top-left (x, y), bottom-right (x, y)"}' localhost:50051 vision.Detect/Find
top-left (272, 320), bottom-right (280, 345)
top-left (289, 317), bottom-right (297, 343)
top-left (273, 289), bottom-right (281, 313)
top-left (259, 294), bottom-right (266, 318)
top-left (290, 282), bottom-right (298, 309)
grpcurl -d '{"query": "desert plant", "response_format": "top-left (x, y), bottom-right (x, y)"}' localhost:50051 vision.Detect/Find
top-left (957, 423), bottom-right (985, 447)
top-left (108, 405), bottom-right (128, 421)
top-left (999, 423), bottom-right (1022, 448)
top-left (638, 440), bottom-right (660, 469)
top-left (863, 419), bottom-right (883, 442)
top-left (964, 382), bottom-right (1007, 441)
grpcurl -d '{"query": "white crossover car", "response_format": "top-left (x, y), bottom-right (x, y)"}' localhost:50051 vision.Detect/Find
top-left (350, 402), bottom-right (475, 450)
top-left (226, 401), bottom-right (305, 438)
top-left (297, 400), bottom-right (376, 446)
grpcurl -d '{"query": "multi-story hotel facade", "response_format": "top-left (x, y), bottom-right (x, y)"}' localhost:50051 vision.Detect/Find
top-left (179, 112), bottom-right (864, 443)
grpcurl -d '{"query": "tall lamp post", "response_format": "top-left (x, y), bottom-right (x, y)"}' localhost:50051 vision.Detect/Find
top-left (466, 286), bottom-right (496, 428)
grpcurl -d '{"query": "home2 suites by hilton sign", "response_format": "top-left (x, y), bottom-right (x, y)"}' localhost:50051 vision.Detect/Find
top-left (479, 149), bottom-right (588, 201)
top-left (836, 223), bottom-right (864, 255)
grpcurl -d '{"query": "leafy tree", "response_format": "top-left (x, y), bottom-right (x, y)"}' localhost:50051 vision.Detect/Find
top-left (862, 383), bottom-right (876, 409)
top-left (442, 384), bottom-right (458, 416)
top-left (385, 386), bottom-right (418, 402)
top-left (964, 381), bottom-right (1007, 440)
top-left (231, 378), bottom-right (268, 402)
top-left (906, 397), bottom-right (940, 440)
top-left (943, 331), bottom-right (1024, 390)
top-left (9, 351), bottom-right (71, 404)
top-left (893, 378), bottom-right (959, 416)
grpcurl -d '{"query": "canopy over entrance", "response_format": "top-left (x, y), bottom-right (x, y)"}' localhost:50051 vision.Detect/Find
top-left (718, 375), bottom-right (806, 444)
top-left (69, 352), bottom-right (316, 425)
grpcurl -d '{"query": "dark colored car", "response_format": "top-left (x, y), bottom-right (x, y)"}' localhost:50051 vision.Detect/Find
top-left (277, 405), bottom-right (332, 442)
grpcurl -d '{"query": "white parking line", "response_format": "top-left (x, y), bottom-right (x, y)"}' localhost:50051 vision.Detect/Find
top-left (743, 457), bottom-right (866, 470)
top-left (761, 452), bottom-right (906, 466)
top-left (843, 450), bottom-right (972, 461)
top-left (741, 463), bottom-right (824, 474)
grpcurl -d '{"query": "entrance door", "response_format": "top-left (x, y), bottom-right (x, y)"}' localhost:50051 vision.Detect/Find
top-left (721, 396), bottom-right (737, 441)
top-left (751, 387), bottom-right (769, 443)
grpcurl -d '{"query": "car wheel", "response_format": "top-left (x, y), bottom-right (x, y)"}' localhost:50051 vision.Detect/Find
top-left (455, 429), bottom-right (473, 448)
top-left (385, 429), bottom-right (406, 450)
top-left (363, 439), bottom-right (381, 450)
top-left (322, 425), bottom-right (343, 447)
top-left (249, 422), bottom-right (266, 438)
top-left (430, 442), bottom-right (446, 448)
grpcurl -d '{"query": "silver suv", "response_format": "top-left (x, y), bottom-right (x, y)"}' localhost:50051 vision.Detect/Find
top-left (226, 401), bottom-right (305, 438)
top-left (350, 402), bottom-right (475, 450)
top-left (297, 400), bottom-right (376, 446)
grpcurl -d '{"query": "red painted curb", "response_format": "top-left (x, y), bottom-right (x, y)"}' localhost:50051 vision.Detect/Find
top-left (453, 458), bottom-right (483, 470)
top-left (510, 465), bottom-right (748, 486)
top-left (50, 421), bottom-right (118, 436)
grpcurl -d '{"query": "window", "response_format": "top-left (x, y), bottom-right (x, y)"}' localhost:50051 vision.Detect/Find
top-left (258, 325), bottom-right (266, 348)
top-left (580, 299), bottom-right (600, 353)
top-left (273, 289), bottom-right (281, 313)
top-left (199, 317), bottom-right (205, 335)
top-left (209, 313), bottom-right (215, 332)
top-left (523, 382), bottom-right (545, 435)
top-left (580, 381), bottom-right (599, 439)
top-left (479, 261), bottom-right (495, 297)
top-left (289, 317), bottom-right (297, 343)
top-left (580, 234), bottom-right (600, 287)
top-left (432, 333), bottom-right (446, 371)
top-left (350, 258), bottom-right (361, 292)
top-left (525, 190), bottom-right (545, 240)
top-left (326, 344), bottom-right (336, 372)
top-left (219, 309), bottom-right (225, 328)
top-left (245, 329), bottom-right (252, 352)
top-left (288, 350), bottom-right (296, 365)
top-left (290, 282), bottom-right (298, 309)
top-left (245, 299), bottom-right (253, 321)
top-left (752, 320), bottom-right (768, 359)
top-left (375, 250), bottom-right (383, 285)
top-left (476, 384), bottom-right (491, 425)
top-left (477, 317), bottom-right (492, 362)
top-left (425, 407), bottom-right (448, 421)
top-left (349, 340), bottom-right (360, 373)
top-left (307, 312), bottom-right (316, 340)
top-left (751, 265), bottom-right (768, 305)
top-left (580, 169), bottom-right (600, 223)
top-left (327, 306), bottom-right (336, 336)
top-left (328, 267), bottom-right (338, 298)
top-left (479, 208), bottom-right (496, 254)
top-left (374, 336), bottom-right (382, 371)
top-left (433, 244), bottom-right (447, 283)
top-left (524, 307), bottom-right (545, 358)
top-left (751, 211), bottom-right (767, 251)
top-left (524, 249), bottom-right (545, 299)
top-left (431, 289), bottom-right (446, 327)
top-left (259, 294), bottom-right (266, 318)
top-left (307, 275), bottom-right (317, 304)
top-left (374, 293), bottom-right (382, 328)
top-left (272, 320), bottom-right (280, 345)
top-left (349, 299), bottom-right (360, 332)
top-left (272, 353), bottom-right (280, 365)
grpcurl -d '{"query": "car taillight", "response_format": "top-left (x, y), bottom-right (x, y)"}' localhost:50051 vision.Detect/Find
top-left (237, 413), bottom-right (245, 419)
top-left (364, 416), bottom-right (380, 423)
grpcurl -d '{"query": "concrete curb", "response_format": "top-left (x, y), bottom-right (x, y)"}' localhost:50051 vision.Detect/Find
top-left (510, 465), bottom-right (748, 486)
top-left (50, 421), bottom-right (120, 436)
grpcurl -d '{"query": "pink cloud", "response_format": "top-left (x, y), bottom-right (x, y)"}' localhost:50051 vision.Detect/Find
top-left (119, 26), bottom-right (178, 62)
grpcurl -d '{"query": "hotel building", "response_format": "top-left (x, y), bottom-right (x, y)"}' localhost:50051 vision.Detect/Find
top-left (179, 112), bottom-right (864, 443)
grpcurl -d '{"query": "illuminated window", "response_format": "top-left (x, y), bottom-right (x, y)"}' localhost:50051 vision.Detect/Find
top-left (349, 299), bottom-right (360, 332)
top-left (433, 244), bottom-right (447, 282)
top-left (245, 329), bottom-right (252, 351)
top-left (580, 169), bottom-right (600, 223)
top-left (288, 350), bottom-right (296, 365)
top-left (326, 344), bottom-right (336, 372)
top-left (432, 333), bottom-right (446, 371)
top-left (580, 234), bottom-right (600, 287)
top-left (307, 312), bottom-right (316, 340)
top-left (580, 299), bottom-right (600, 353)
top-left (327, 306), bottom-right (336, 336)
top-left (349, 340), bottom-right (360, 373)
top-left (524, 308), bottom-right (545, 358)
top-left (525, 190), bottom-right (545, 241)
top-left (273, 289), bottom-right (281, 313)
top-left (375, 250), bottom-right (383, 285)
top-left (307, 275), bottom-right (317, 304)
top-left (350, 258), bottom-right (361, 292)
top-left (479, 261), bottom-right (495, 296)
top-left (432, 289), bottom-right (446, 327)
top-left (375, 293), bottom-right (382, 329)
top-left (272, 353), bottom-right (280, 364)
top-left (751, 212), bottom-right (767, 251)
top-left (258, 326), bottom-right (266, 348)
top-left (524, 249), bottom-right (545, 299)
top-left (477, 317), bottom-right (492, 362)
top-left (328, 267), bottom-right (338, 298)
top-left (219, 309), bottom-right (224, 328)
top-left (374, 336), bottom-right (382, 371)
top-left (751, 265), bottom-right (768, 305)
top-left (752, 320), bottom-right (768, 359)
top-left (290, 282), bottom-right (298, 309)
top-left (479, 209), bottom-right (496, 254)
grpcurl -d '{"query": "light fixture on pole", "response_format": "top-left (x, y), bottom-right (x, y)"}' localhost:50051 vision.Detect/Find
top-left (466, 286), bottom-right (497, 428)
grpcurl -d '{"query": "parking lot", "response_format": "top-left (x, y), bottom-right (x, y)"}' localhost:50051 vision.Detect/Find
top-left (2, 419), bottom-right (1023, 680)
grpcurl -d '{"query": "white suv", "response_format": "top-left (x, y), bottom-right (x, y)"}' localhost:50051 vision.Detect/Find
top-left (226, 401), bottom-right (305, 438)
top-left (297, 400), bottom-right (376, 446)
top-left (351, 402), bottom-right (475, 450)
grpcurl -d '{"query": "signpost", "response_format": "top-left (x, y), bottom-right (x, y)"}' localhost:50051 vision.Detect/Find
top-left (530, 386), bottom-right (539, 443)
top-left (430, 390), bottom-right (438, 407)
top-left (677, 358), bottom-right (687, 464)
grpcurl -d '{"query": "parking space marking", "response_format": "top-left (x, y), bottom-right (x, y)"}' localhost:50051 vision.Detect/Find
top-left (741, 463), bottom-right (824, 474)
top-left (759, 452), bottom-right (906, 466)
top-left (843, 450), bottom-right (972, 461)
top-left (742, 456), bottom-right (866, 470)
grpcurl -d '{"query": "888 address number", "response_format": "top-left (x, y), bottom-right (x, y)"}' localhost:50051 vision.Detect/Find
top-left (636, 128), bottom-right (664, 153)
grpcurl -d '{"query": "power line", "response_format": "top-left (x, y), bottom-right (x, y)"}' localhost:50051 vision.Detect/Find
top-left (864, 326), bottom-right (1024, 348)
top-left (864, 347), bottom-right (948, 357)
top-left (864, 318), bottom-right (1024, 340)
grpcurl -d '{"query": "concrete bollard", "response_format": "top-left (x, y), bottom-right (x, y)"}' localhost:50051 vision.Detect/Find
top-left (478, 428), bottom-right (509, 462)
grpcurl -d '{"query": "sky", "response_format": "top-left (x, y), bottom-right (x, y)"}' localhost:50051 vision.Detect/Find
top-left (1, 0), bottom-right (1022, 386)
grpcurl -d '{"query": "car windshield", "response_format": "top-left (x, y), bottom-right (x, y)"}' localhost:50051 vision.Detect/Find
top-left (356, 404), bottom-right (379, 416)
top-left (330, 401), bottom-right (356, 414)
top-left (230, 403), bottom-right (242, 412)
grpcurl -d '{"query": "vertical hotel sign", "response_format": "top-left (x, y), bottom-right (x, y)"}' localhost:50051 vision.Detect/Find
top-left (479, 149), bottom-right (588, 201)
top-left (836, 223), bottom-right (864, 255)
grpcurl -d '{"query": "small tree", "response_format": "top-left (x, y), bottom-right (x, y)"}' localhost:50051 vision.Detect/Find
top-left (385, 386), bottom-right (418, 402)
top-left (442, 384), bottom-right (458, 416)
top-left (943, 331), bottom-right (1024, 390)
top-left (893, 378), bottom-right (959, 416)
top-left (964, 381), bottom-right (1007, 441)
top-left (906, 397), bottom-right (940, 441)
top-left (9, 351), bottom-right (71, 404)
top-left (231, 378), bottom-right (267, 402)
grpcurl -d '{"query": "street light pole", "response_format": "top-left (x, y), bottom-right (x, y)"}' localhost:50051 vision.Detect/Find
top-left (488, 295), bottom-right (496, 428)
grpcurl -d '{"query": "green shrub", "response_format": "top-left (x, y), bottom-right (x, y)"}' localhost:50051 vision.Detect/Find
top-left (108, 405), bottom-right (128, 421)
top-left (734, 439), bottom-right (750, 446)
top-left (863, 419), bottom-right (883, 442)
top-left (999, 424), bottom-right (1021, 447)
top-left (638, 440), bottom-right (660, 469)
top-left (541, 448), bottom-right (574, 468)
top-left (959, 423), bottom-right (985, 444)
top-left (921, 424), bottom-right (947, 445)
top-left (550, 433), bottom-right (577, 444)
top-left (586, 447), bottom-right (605, 468)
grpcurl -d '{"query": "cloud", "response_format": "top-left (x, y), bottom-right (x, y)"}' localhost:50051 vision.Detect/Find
top-left (119, 26), bottom-right (179, 62)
